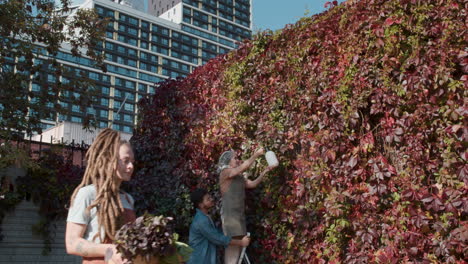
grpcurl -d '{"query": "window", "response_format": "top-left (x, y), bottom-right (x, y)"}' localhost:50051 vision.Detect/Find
top-left (101, 98), bottom-right (109, 106)
top-left (87, 107), bottom-right (96, 115)
top-left (102, 75), bottom-right (111, 83)
top-left (125, 80), bottom-right (136, 89)
top-left (128, 48), bottom-right (137, 57)
top-left (123, 126), bottom-right (132, 133)
top-left (99, 121), bottom-right (108, 128)
top-left (72, 105), bottom-right (80, 112)
top-left (117, 45), bottom-right (126, 53)
top-left (48, 74), bottom-right (56, 82)
top-left (138, 84), bottom-right (147, 93)
top-left (115, 89), bottom-right (122, 97)
top-left (105, 42), bottom-right (114, 50)
top-left (100, 110), bottom-right (108, 118)
top-left (125, 92), bottom-right (135, 101)
top-left (89, 72), bottom-right (100, 80)
top-left (114, 112), bottom-right (121, 121)
top-left (124, 114), bottom-right (133, 123)
top-left (128, 59), bottom-right (137, 67)
top-left (124, 103), bottom-right (134, 112)
top-left (129, 17), bottom-right (138, 26)
top-left (115, 78), bottom-right (124, 86)
top-left (32, 83), bottom-right (41, 92)
top-left (114, 100), bottom-right (121, 110)
top-left (71, 116), bottom-right (82, 123)
top-left (128, 27), bottom-right (138, 36)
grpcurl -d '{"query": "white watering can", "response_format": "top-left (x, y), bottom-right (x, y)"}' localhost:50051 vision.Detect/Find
top-left (265, 150), bottom-right (279, 167)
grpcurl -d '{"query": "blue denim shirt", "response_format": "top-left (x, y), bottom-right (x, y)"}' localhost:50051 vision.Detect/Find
top-left (187, 209), bottom-right (231, 264)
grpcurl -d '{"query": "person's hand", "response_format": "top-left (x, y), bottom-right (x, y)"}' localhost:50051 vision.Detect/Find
top-left (240, 235), bottom-right (251, 247)
top-left (254, 147), bottom-right (265, 157)
top-left (261, 165), bottom-right (277, 176)
top-left (269, 163), bottom-right (278, 169)
top-left (105, 245), bottom-right (124, 264)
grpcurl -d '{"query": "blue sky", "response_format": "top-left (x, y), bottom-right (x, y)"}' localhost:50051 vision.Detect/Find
top-left (252, 0), bottom-right (344, 31)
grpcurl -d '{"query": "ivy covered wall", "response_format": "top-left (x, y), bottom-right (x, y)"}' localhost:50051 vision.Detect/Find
top-left (129, 0), bottom-right (467, 262)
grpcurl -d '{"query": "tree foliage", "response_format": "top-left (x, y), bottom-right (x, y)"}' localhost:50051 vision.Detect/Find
top-left (0, 0), bottom-right (108, 138)
top-left (130, 0), bottom-right (467, 262)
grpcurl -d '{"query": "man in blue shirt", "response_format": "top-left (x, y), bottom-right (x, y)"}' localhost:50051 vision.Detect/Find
top-left (187, 188), bottom-right (250, 264)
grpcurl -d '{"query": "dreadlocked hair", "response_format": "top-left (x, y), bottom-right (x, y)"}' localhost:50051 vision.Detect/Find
top-left (70, 128), bottom-right (129, 242)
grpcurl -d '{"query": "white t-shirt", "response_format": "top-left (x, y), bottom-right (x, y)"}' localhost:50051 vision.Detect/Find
top-left (66, 185), bottom-right (134, 243)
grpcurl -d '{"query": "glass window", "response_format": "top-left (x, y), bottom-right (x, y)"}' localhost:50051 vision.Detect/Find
top-left (115, 77), bottom-right (124, 86)
top-left (87, 107), bottom-right (96, 115)
top-left (115, 89), bottom-right (122, 97)
top-left (129, 17), bottom-right (138, 25)
top-left (114, 112), bottom-right (121, 120)
top-left (101, 98), bottom-right (109, 106)
top-left (117, 45), bottom-right (125, 53)
top-left (123, 126), bottom-right (132, 133)
top-left (128, 59), bottom-right (137, 67)
top-left (32, 83), bottom-right (41, 92)
top-left (99, 121), bottom-right (108, 128)
top-left (128, 27), bottom-right (138, 36)
top-left (71, 116), bottom-right (82, 123)
top-left (125, 80), bottom-right (136, 89)
top-left (100, 110), bottom-right (108, 118)
top-left (48, 74), bottom-right (56, 82)
top-left (138, 84), bottom-right (147, 93)
top-left (128, 48), bottom-right (137, 57)
top-left (114, 100), bottom-right (121, 109)
top-left (102, 75), bottom-right (110, 83)
top-left (124, 114), bottom-right (133, 123)
top-left (105, 42), bottom-right (114, 50)
top-left (124, 103), bottom-right (134, 112)
top-left (125, 92), bottom-right (135, 101)
top-left (89, 72), bottom-right (100, 80)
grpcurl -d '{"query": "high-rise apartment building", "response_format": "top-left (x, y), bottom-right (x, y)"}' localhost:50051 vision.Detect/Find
top-left (36, 0), bottom-right (252, 137)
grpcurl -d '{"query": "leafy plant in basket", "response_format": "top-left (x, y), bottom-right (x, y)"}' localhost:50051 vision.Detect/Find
top-left (114, 213), bottom-right (192, 264)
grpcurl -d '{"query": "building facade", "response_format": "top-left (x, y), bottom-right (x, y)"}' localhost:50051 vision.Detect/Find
top-left (37, 0), bottom-right (252, 137)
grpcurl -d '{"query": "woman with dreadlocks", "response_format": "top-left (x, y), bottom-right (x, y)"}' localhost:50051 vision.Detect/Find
top-left (218, 147), bottom-right (277, 264)
top-left (65, 128), bottom-right (135, 264)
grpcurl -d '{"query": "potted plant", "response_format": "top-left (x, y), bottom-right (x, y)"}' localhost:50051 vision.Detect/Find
top-left (112, 213), bottom-right (192, 264)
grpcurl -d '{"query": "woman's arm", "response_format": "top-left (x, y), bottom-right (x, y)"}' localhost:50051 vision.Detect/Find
top-left (65, 222), bottom-right (123, 263)
top-left (223, 148), bottom-right (264, 179)
top-left (245, 165), bottom-right (276, 189)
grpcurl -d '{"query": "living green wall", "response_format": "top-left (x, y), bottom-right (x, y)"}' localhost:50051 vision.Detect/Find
top-left (129, 0), bottom-right (467, 262)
